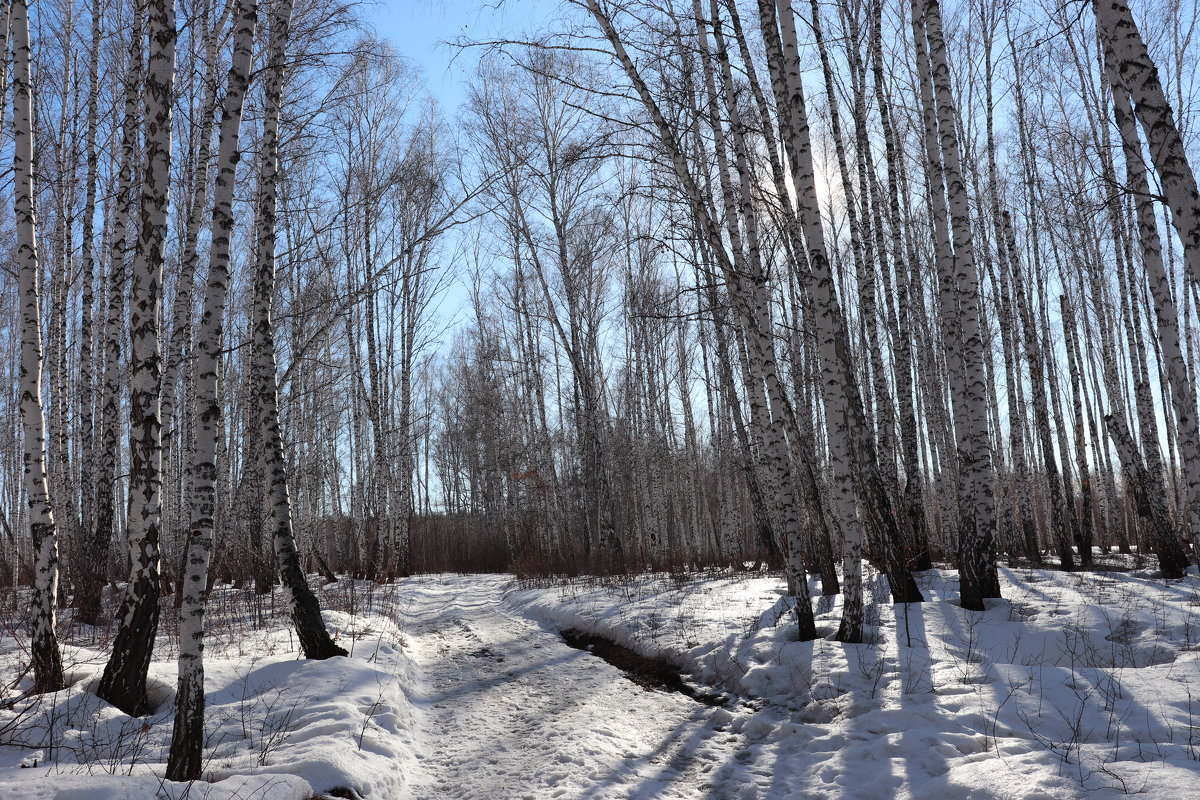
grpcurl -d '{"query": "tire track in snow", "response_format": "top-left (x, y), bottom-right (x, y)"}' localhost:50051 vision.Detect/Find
top-left (394, 576), bottom-right (753, 800)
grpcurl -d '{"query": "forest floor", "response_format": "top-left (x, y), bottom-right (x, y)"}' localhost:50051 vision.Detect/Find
top-left (0, 583), bottom-right (420, 800)
top-left (0, 560), bottom-right (1198, 798)
top-left (510, 560), bottom-right (1200, 799)
top-left (398, 575), bottom-right (752, 799)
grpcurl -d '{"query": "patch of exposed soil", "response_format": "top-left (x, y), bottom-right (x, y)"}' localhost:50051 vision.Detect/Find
top-left (560, 628), bottom-right (727, 706)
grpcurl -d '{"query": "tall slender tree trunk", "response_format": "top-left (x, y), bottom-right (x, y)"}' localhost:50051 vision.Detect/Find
top-left (1095, 0), bottom-right (1200, 292)
top-left (252, 0), bottom-right (345, 660)
top-left (912, 0), bottom-right (999, 608)
top-left (582, 0), bottom-right (820, 639)
top-left (12, 0), bottom-right (65, 694)
top-left (1003, 211), bottom-right (1075, 570)
top-left (1061, 295), bottom-right (1095, 566)
top-left (1106, 413), bottom-right (1189, 574)
top-left (98, 0), bottom-right (177, 717)
top-left (1100, 29), bottom-right (1200, 564)
top-left (869, 0), bottom-right (932, 568)
top-left (708, 5), bottom-right (817, 607)
top-left (90, 0), bottom-right (144, 632)
top-left (167, 0), bottom-right (257, 779)
top-left (762, 0), bottom-right (875, 641)
top-left (160, 0), bottom-right (235, 553)
top-left (74, 0), bottom-right (105, 627)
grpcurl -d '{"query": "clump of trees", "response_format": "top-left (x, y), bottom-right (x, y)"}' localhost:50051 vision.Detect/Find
top-left (4, 0), bottom-right (1200, 783)
top-left (2, 0), bottom-right (458, 779)
top-left (432, 0), bottom-right (1200, 637)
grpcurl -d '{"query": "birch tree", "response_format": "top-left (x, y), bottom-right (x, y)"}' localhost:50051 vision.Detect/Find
top-left (12, 0), bottom-right (65, 694)
top-left (167, 0), bottom-right (257, 778)
top-left (1097, 11), bottom-right (1200, 569)
top-left (251, 0), bottom-right (345, 660)
top-left (580, 0), bottom-right (820, 639)
top-left (98, 0), bottom-right (177, 716)
top-left (911, 0), bottom-right (999, 607)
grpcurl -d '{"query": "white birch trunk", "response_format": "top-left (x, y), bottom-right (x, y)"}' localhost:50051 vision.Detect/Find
top-left (12, 0), bottom-right (65, 694)
top-left (1102, 35), bottom-right (1200, 568)
top-left (98, 0), bottom-right (177, 717)
top-left (74, 0), bottom-right (104, 626)
top-left (770, 0), bottom-right (896, 637)
top-left (253, 0), bottom-right (345, 660)
top-left (912, 0), bottom-right (999, 607)
top-left (582, 0), bottom-right (819, 638)
top-left (167, 0), bottom-right (257, 779)
top-left (90, 1), bottom-right (144, 630)
top-left (1095, 0), bottom-right (1200, 293)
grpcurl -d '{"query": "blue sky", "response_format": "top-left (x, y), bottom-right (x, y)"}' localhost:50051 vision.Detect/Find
top-left (371, 0), bottom-right (556, 114)
top-left (366, 1), bottom-right (563, 332)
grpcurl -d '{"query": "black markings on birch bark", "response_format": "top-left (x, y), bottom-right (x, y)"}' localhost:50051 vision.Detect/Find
top-left (167, 0), bottom-right (257, 779)
top-left (98, 0), bottom-right (176, 717)
top-left (911, 0), bottom-right (999, 610)
top-left (251, 0), bottom-right (345, 661)
top-left (582, 0), bottom-right (818, 640)
top-left (12, 0), bottom-right (66, 694)
top-left (73, 0), bottom-right (105, 628)
top-left (1098, 20), bottom-right (1200, 564)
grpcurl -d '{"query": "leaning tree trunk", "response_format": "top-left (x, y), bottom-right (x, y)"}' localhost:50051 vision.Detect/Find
top-left (167, 0), bottom-right (257, 780)
top-left (98, 0), bottom-right (176, 717)
top-left (12, 0), bottom-right (65, 694)
top-left (1100, 28), bottom-right (1200, 562)
top-left (706, 8), bottom-right (819, 612)
top-left (770, 0), bottom-right (922, 637)
top-left (809, 0), bottom-right (919, 605)
top-left (1105, 414), bottom-right (1189, 576)
top-left (761, 0), bottom-right (869, 639)
top-left (868, 0), bottom-right (932, 568)
top-left (252, 0), bottom-right (346, 661)
top-left (1095, 0), bottom-right (1200, 290)
top-left (582, 0), bottom-right (822, 639)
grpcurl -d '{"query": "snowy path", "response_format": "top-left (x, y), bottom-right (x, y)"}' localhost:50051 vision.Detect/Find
top-left (395, 576), bottom-right (751, 800)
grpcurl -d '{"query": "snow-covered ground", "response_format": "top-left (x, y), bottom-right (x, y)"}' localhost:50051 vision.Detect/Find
top-left (2, 564), bottom-right (1198, 798)
top-left (0, 587), bottom-right (420, 799)
top-left (511, 564), bottom-right (1200, 798)
top-left (395, 575), bottom-right (754, 799)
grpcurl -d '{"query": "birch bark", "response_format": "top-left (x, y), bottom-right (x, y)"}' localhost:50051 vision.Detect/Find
top-left (706, 3), bottom-right (815, 603)
top-left (581, 0), bottom-right (819, 639)
top-left (167, 0), bottom-right (257, 778)
top-left (1002, 211), bottom-right (1075, 569)
top-left (762, 0), bottom-right (869, 639)
top-left (1101, 34), bottom-right (1200, 565)
top-left (912, 0), bottom-right (999, 607)
top-left (99, 0), bottom-right (177, 717)
top-left (252, 0), bottom-right (346, 660)
top-left (160, 0), bottom-right (235, 531)
top-left (1106, 413), bottom-right (1189, 573)
top-left (89, 0), bottom-right (144, 630)
top-left (1061, 294), bottom-right (1096, 566)
top-left (1095, 0), bottom-right (1200, 292)
top-left (75, 0), bottom-right (103, 621)
top-left (869, 0), bottom-right (932, 567)
top-left (770, 0), bottom-right (923, 626)
top-left (12, 0), bottom-right (65, 694)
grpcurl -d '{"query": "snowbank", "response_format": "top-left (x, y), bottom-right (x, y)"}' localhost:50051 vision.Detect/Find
top-left (0, 588), bottom-right (419, 800)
